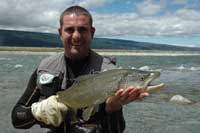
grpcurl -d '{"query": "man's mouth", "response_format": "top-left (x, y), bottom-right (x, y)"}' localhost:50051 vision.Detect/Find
top-left (72, 43), bottom-right (80, 46)
top-left (69, 43), bottom-right (82, 48)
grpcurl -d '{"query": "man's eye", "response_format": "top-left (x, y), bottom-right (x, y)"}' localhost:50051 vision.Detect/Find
top-left (65, 28), bottom-right (74, 33)
top-left (78, 27), bottom-right (87, 33)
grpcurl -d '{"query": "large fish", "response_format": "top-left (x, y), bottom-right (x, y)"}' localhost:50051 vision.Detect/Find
top-left (57, 69), bottom-right (165, 109)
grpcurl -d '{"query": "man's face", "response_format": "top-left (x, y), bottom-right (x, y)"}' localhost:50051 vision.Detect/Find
top-left (58, 14), bottom-right (95, 60)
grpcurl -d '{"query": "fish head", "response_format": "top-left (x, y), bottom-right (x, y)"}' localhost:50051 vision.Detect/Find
top-left (119, 69), bottom-right (165, 93)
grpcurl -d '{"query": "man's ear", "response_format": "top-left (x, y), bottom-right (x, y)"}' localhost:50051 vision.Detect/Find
top-left (91, 27), bottom-right (95, 39)
top-left (58, 27), bottom-right (62, 37)
top-left (58, 27), bottom-right (63, 41)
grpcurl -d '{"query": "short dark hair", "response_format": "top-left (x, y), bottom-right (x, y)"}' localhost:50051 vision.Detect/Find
top-left (59, 5), bottom-right (93, 27)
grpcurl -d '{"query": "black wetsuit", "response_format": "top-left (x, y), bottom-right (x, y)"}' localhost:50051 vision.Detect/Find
top-left (12, 50), bottom-right (125, 133)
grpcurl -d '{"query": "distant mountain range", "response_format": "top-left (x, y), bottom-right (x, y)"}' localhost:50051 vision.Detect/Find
top-left (0, 29), bottom-right (200, 51)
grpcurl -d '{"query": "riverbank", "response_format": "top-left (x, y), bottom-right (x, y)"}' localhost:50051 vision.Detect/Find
top-left (1, 46), bottom-right (200, 56)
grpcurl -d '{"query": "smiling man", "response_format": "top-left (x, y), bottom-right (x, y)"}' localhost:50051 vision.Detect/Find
top-left (59, 10), bottom-right (95, 60)
top-left (11, 5), bottom-right (148, 133)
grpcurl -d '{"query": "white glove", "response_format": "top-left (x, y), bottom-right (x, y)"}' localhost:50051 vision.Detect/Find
top-left (31, 95), bottom-right (68, 127)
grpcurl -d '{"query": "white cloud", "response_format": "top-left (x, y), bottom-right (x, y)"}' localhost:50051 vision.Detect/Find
top-left (0, 0), bottom-right (73, 32)
top-left (0, 0), bottom-right (113, 33)
top-left (78, 0), bottom-right (112, 8)
top-left (175, 8), bottom-right (200, 21)
top-left (135, 0), bottom-right (163, 16)
top-left (93, 8), bottom-right (200, 38)
top-left (0, 0), bottom-right (199, 41)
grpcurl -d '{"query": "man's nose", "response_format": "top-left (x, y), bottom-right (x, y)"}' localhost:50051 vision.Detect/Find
top-left (72, 30), bottom-right (81, 42)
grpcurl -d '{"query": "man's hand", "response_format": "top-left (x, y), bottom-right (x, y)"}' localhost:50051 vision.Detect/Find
top-left (31, 95), bottom-right (68, 127)
top-left (106, 86), bottom-right (149, 112)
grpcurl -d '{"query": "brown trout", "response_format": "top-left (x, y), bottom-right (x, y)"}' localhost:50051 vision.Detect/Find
top-left (57, 69), bottom-right (165, 109)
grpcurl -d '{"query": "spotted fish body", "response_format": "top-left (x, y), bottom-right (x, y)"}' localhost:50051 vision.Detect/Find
top-left (56, 69), bottom-right (164, 109)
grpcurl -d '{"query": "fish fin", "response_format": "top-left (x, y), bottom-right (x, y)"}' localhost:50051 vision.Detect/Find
top-left (73, 79), bottom-right (79, 84)
top-left (91, 70), bottom-right (101, 74)
top-left (82, 107), bottom-right (94, 121)
top-left (82, 106), bottom-right (99, 121)
top-left (75, 72), bottom-right (99, 83)
top-left (69, 78), bottom-right (81, 88)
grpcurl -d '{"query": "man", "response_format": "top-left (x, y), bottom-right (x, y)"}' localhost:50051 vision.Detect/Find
top-left (12, 6), bottom-right (148, 133)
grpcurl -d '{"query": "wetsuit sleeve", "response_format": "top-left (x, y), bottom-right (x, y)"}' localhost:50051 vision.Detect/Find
top-left (11, 69), bottom-right (41, 129)
top-left (99, 103), bottom-right (125, 133)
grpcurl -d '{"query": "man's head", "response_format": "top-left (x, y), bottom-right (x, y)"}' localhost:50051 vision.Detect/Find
top-left (59, 6), bottom-right (93, 28)
top-left (58, 6), bottom-right (95, 60)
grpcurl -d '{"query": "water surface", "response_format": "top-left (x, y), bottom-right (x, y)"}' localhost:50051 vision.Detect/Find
top-left (0, 52), bottom-right (200, 133)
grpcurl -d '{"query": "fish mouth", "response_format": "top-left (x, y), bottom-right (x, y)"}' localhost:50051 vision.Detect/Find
top-left (142, 72), bottom-right (165, 93)
top-left (146, 83), bottom-right (165, 93)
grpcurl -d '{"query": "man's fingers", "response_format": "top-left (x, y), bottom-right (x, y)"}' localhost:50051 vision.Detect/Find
top-left (115, 88), bottom-right (124, 96)
top-left (111, 86), bottom-right (149, 106)
top-left (139, 92), bottom-right (149, 99)
top-left (115, 87), bottom-right (140, 104)
top-left (120, 86), bottom-right (140, 95)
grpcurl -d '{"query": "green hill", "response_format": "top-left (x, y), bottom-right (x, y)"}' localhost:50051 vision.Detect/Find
top-left (0, 29), bottom-right (199, 51)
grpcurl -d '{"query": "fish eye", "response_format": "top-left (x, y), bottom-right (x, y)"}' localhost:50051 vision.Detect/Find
top-left (140, 76), bottom-right (145, 81)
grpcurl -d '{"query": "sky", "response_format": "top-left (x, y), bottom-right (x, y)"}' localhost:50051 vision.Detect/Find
top-left (0, 0), bottom-right (200, 47)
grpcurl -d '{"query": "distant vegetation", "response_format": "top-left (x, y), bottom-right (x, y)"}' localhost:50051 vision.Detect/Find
top-left (0, 29), bottom-right (200, 51)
